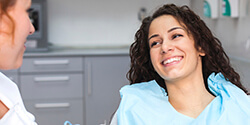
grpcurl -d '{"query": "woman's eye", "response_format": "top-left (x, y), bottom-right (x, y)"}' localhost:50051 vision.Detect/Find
top-left (150, 42), bottom-right (159, 48)
top-left (27, 8), bottom-right (34, 13)
top-left (172, 34), bottom-right (183, 39)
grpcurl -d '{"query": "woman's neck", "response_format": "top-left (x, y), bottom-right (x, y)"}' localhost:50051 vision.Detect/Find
top-left (166, 74), bottom-right (215, 118)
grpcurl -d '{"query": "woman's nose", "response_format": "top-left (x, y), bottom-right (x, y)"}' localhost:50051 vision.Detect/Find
top-left (161, 40), bottom-right (174, 54)
top-left (29, 22), bottom-right (35, 35)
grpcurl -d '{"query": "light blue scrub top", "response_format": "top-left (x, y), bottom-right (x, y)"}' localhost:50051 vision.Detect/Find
top-left (117, 73), bottom-right (250, 125)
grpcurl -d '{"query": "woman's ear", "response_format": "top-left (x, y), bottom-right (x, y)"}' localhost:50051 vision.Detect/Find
top-left (199, 52), bottom-right (206, 56)
top-left (198, 47), bottom-right (206, 56)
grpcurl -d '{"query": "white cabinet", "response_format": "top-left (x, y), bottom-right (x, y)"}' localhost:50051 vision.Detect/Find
top-left (2, 52), bottom-right (130, 125)
top-left (84, 55), bottom-right (130, 125)
top-left (20, 56), bottom-right (84, 125)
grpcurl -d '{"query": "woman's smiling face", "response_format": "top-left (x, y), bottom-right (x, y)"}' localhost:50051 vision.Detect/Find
top-left (148, 15), bottom-right (205, 83)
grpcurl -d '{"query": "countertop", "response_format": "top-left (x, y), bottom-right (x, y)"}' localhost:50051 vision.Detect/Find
top-left (24, 46), bottom-right (130, 57)
top-left (23, 45), bottom-right (250, 64)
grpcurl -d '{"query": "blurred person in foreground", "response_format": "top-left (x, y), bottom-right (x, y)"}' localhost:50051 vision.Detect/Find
top-left (0, 0), bottom-right (37, 124)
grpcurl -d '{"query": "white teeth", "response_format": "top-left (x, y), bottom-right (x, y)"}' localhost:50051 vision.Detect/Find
top-left (163, 57), bottom-right (181, 65)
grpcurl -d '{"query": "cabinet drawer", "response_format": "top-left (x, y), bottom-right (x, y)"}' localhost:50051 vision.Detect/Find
top-left (20, 73), bottom-right (83, 99)
top-left (20, 57), bottom-right (83, 73)
top-left (24, 99), bottom-right (84, 125)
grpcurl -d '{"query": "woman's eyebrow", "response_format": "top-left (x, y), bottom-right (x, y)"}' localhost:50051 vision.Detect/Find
top-left (168, 27), bottom-right (184, 33)
top-left (148, 27), bottom-right (184, 41)
top-left (148, 34), bottom-right (159, 42)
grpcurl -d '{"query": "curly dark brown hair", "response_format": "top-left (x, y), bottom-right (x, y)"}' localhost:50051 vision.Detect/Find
top-left (127, 4), bottom-right (248, 94)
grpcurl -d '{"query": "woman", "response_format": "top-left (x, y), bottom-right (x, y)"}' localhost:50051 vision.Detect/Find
top-left (0, 0), bottom-right (37, 124)
top-left (114, 4), bottom-right (250, 125)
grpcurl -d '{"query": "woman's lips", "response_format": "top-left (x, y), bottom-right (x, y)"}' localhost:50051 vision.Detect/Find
top-left (161, 56), bottom-right (183, 66)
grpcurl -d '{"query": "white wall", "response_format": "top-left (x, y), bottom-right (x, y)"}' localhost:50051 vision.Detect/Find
top-left (47, 0), bottom-right (190, 48)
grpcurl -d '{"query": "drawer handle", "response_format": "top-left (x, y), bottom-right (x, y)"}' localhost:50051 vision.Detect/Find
top-left (33, 60), bottom-right (69, 65)
top-left (87, 62), bottom-right (92, 96)
top-left (35, 103), bottom-right (70, 108)
top-left (34, 76), bottom-right (70, 82)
